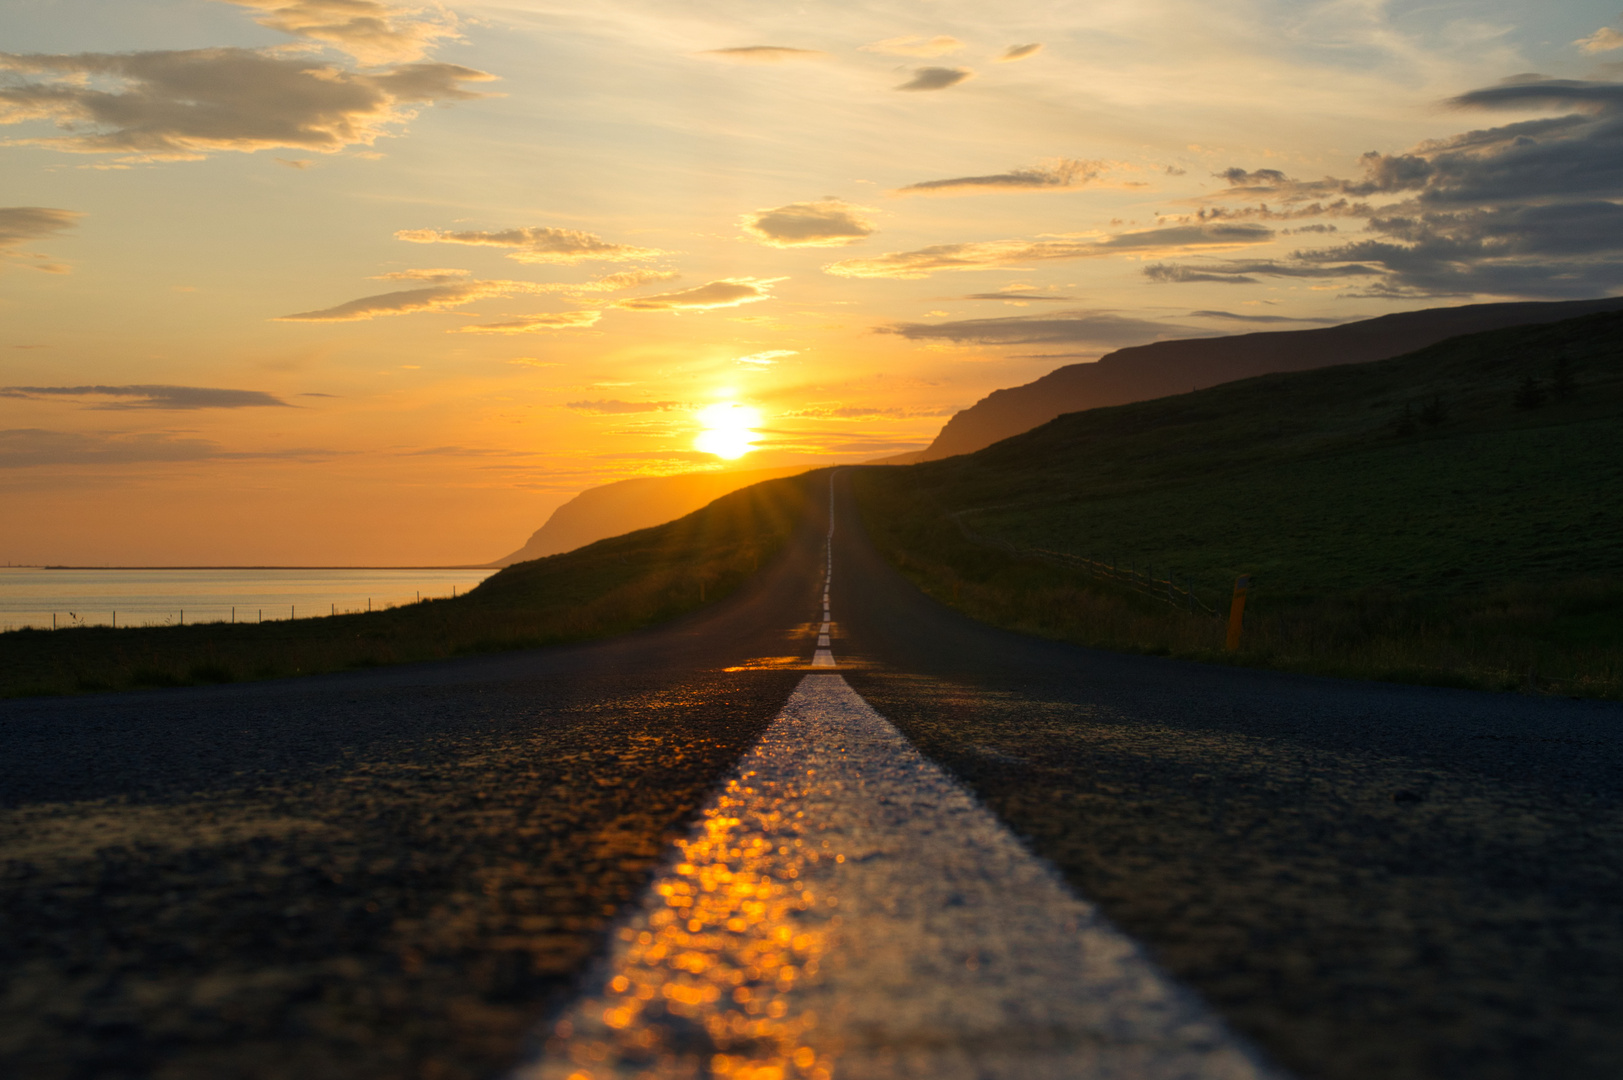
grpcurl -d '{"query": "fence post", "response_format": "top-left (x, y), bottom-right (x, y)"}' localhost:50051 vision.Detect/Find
top-left (1225, 575), bottom-right (1251, 651)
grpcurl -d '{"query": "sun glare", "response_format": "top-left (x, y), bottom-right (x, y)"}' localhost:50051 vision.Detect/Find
top-left (694, 402), bottom-right (762, 460)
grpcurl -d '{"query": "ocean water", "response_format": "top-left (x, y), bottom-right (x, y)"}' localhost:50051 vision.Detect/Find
top-left (0, 567), bottom-right (496, 632)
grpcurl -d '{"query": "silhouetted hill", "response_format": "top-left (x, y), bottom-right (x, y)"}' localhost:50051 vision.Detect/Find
top-left (492, 464), bottom-right (817, 565)
top-left (917, 296), bottom-right (1623, 461)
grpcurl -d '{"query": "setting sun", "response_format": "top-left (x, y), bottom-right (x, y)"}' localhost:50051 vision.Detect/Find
top-left (694, 402), bottom-right (762, 460)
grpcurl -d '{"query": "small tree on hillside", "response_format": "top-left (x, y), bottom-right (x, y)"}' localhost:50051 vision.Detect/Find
top-left (1396, 402), bottom-right (1418, 436)
top-left (1419, 395), bottom-right (1447, 427)
top-left (1513, 375), bottom-right (1547, 410)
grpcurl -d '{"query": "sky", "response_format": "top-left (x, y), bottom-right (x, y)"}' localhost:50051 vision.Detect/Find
top-left (2, 0), bottom-right (1621, 565)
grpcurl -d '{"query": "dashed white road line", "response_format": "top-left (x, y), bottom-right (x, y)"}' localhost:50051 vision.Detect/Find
top-left (516, 675), bottom-right (1284, 1080)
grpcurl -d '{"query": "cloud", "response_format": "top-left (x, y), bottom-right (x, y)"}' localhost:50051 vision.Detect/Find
top-left (1195, 78), bottom-right (1623, 297)
top-left (565, 400), bottom-right (683, 414)
top-left (1577, 26), bottom-right (1623, 53)
top-left (700, 46), bottom-right (824, 62)
top-left (454, 311), bottom-right (602, 334)
top-left (783, 403), bottom-right (959, 419)
top-left (0, 49), bottom-right (494, 161)
top-left (876, 310), bottom-right (1200, 347)
top-left (1144, 259), bottom-right (1381, 284)
top-left (1188, 310), bottom-right (1346, 324)
top-left (0, 429), bottom-right (326, 467)
top-left (395, 225), bottom-right (664, 264)
top-left (896, 67), bottom-right (974, 92)
top-left (0, 385), bottom-right (291, 409)
top-left (742, 199), bottom-right (875, 247)
top-left (613, 278), bottom-right (781, 311)
top-left (861, 36), bottom-right (964, 58)
top-left (216, 0), bottom-right (459, 64)
top-left (958, 292), bottom-right (1070, 301)
top-left (276, 277), bottom-right (547, 321)
top-left (0, 206), bottom-right (82, 272)
top-left (826, 223), bottom-right (1273, 279)
top-left (736, 350), bottom-right (798, 366)
top-left (893, 159), bottom-right (1100, 196)
top-left (998, 44), bottom-right (1043, 62)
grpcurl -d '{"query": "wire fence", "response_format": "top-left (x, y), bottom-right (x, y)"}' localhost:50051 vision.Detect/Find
top-left (950, 510), bottom-right (1226, 618)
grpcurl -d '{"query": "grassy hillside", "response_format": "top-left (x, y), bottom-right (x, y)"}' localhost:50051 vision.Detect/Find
top-left (855, 310), bottom-right (1623, 696)
top-left (0, 473), bottom-right (816, 699)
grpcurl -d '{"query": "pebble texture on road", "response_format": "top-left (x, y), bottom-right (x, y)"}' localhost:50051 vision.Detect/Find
top-left (527, 674), bottom-right (1280, 1080)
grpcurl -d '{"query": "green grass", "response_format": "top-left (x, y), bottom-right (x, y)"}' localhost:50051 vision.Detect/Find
top-left (854, 310), bottom-right (1623, 697)
top-left (0, 473), bottom-right (817, 699)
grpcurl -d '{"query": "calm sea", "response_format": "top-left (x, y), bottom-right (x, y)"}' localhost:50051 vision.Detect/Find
top-left (0, 567), bottom-right (496, 632)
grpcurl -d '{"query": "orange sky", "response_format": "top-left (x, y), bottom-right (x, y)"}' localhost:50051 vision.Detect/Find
top-left (3, 0), bottom-right (1621, 564)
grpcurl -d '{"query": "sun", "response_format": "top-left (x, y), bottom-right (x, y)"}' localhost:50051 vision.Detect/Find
top-left (694, 402), bottom-right (762, 460)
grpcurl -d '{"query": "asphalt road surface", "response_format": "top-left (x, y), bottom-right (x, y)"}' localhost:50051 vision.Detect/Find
top-left (3, 469), bottom-right (1621, 1080)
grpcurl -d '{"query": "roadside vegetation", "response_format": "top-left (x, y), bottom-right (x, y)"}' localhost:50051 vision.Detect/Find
top-left (854, 310), bottom-right (1623, 698)
top-left (0, 475), bottom-right (815, 699)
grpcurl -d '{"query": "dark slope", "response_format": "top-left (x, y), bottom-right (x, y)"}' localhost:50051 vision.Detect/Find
top-left (918, 295), bottom-right (1623, 461)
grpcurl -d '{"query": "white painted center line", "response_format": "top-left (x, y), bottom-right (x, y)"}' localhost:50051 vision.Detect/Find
top-left (517, 674), bottom-right (1285, 1080)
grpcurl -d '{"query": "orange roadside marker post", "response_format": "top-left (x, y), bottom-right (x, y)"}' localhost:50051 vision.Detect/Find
top-left (1225, 574), bottom-right (1251, 652)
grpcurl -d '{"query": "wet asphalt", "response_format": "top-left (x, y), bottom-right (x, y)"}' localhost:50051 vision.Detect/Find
top-left (3, 469), bottom-right (1621, 1080)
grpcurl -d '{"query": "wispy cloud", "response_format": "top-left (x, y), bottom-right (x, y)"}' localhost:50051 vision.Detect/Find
top-left (275, 277), bottom-right (547, 321)
top-left (0, 385), bottom-right (291, 409)
top-left (736, 350), bottom-right (797, 366)
top-left (861, 35), bottom-right (964, 58)
top-left (454, 311), bottom-right (602, 334)
top-left (565, 399), bottom-right (684, 414)
top-left (613, 278), bottom-right (781, 311)
top-left (877, 310), bottom-right (1199, 347)
top-left (742, 199), bottom-right (875, 247)
top-left (997, 44), bottom-right (1042, 63)
top-left (699, 46), bottom-right (824, 62)
top-left (0, 206), bottom-right (82, 273)
top-left (1144, 259), bottom-right (1379, 284)
top-left (1576, 25), bottom-right (1623, 53)
top-left (395, 225), bottom-right (665, 264)
top-left (215, 0), bottom-right (460, 64)
top-left (896, 67), bottom-right (974, 92)
top-left (893, 159), bottom-right (1100, 197)
top-left (1188, 310), bottom-right (1345, 324)
top-left (825, 223), bottom-right (1273, 279)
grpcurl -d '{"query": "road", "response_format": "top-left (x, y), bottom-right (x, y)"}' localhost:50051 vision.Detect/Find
top-left (3, 469), bottom-right (1621, 1080)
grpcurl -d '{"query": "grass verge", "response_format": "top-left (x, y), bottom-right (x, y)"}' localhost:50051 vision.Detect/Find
top-left (0, 474), bottom-right (814, 699)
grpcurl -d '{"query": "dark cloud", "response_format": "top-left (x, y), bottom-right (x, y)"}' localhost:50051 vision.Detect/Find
top-left (742, 199), bottom-right (875, 247)
top-left (0, 49), bottom-right (493, 161)
top-left (219, 0), bottom-right (458, 64)
top-left (877, 310), bottom-right (1199, 347)
top-left (896, 67), bottom-right (973, 92)
top-left (0, 206), bottom-right (82, 273)
top-left (0, 429), bottom-right (327, 467)
top-left (893, 159), bottom-right (1100, 196)
top-left (396, 226), bottom-right (664, 264)
top-left (613, 278), bottom-right (779, 311)
top-left (1196, 78), bottom-right (1623, 298)
top-left (0, 385), bottom-right (290, 409)
top-left (998, 44), bottom-right (1043, 62)
top-left (700, 46), bottom-right (824, 62)
top-left (566, 400), bottom-right (684, 414)
top-left (827, 223), bottom-right (1272, 279)
top-left (1144, 259), bottom-right (1380, 284)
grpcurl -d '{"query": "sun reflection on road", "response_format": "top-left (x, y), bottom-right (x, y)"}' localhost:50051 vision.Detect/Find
top-left (528, 769), bottom-right (839, 1080)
